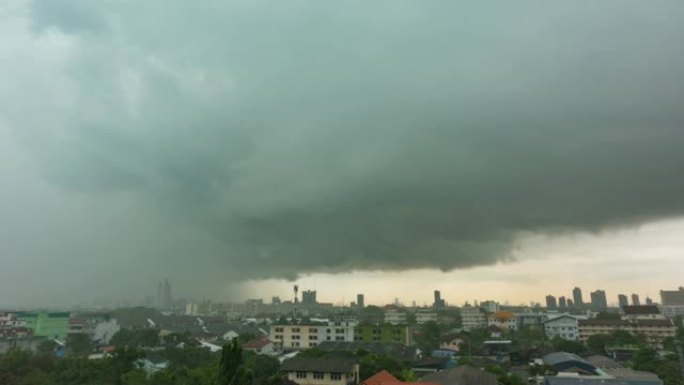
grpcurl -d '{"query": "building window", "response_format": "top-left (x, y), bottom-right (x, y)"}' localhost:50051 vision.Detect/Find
top-left (292, 328), bottom-right (300, 333)
top-left (296, 372), bottom-right (307, 379)
top-left (313, 372), bottom-right (324, 379)
top-left (309, 328), bottom-right (318, 333)
top-left (309, 335), bottom-right (318, 340)
top-left (331, 373), bottom-right (342, 380)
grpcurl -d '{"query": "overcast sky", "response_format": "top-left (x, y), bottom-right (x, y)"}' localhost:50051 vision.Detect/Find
top-left (1, 0), bottom-right (683, 308)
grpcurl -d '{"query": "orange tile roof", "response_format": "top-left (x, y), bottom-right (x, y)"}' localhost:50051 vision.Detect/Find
top-left (361, 370), bottom-right (440, 385)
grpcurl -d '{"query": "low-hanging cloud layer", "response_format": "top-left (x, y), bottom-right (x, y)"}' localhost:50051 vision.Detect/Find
top-left (2, 0), bottom-right (684, 302)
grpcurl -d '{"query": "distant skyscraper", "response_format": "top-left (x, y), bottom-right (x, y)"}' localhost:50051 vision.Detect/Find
top-left (590, 290), bottom-right (608, 310)
top-left (559, 296), bottom-right (567, 308)
top-left (433, 290), bottom-right (445, 308)
top-left (573, 287), bottom-right (584, 306)
top-left (357, 294), bottom-right (365, 308)
top-left (156, 279), bottom-right (172, 310)
top-left (631, 294), bottom-right (641, 306)
top-left (546, 295), bottom-right (558, 309)
top-left (302, 290), bottom-right (317, 305)
top-left (618, 294), bottom-right (629, 308)
top-left (272, 296), bottom-right (281, 305)
top-left (567, 299), bottom-right (574, 307)
top-left (645, 297), bottom-right (653, 305)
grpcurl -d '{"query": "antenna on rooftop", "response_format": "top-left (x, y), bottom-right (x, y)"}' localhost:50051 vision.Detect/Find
top-left (293, 285), bottom-right (299, 324)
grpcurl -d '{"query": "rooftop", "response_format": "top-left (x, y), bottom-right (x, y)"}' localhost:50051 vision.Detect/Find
top-left (420, 365), bottom-right (498, 385)
top-left (281, 357), bottom-right (357, 373)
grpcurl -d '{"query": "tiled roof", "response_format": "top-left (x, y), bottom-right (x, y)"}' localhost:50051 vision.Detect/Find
top-left (242, 338), bottom-right (272, 349)
top-left (281, 357), bottom-right (356, 373)
top-left (421, 365), bottom-right (498, 385)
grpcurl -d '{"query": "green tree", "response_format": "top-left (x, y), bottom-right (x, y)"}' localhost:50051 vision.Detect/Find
top-left (550, 336), bottom-right (586, 354)
top-left (586, 334), bottom-right (612, 351)
top-left (66, 334), bottom-right (93, 357)
top-left (217, 339), bottom-right (251, 385)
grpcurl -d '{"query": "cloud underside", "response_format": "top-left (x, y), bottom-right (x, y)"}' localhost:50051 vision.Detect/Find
top-left (6, 0), bottom-right (684, 280)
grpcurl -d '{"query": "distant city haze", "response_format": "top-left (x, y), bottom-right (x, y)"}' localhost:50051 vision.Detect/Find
top-left (1, 0), bottom-right (684, 307)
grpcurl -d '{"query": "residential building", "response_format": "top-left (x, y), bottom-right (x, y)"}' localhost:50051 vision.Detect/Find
top-left (354, 325), bottom-right (412, 345)
top-left (660, 287), bottom-right (684, 317)
top-left (631, 294), bottom-right (640, 306)
top-left (270, 320), bottom-right (357, 350)
top-left (546, 296), bottom-right (558, 309)
top-left (573, 287), bottom-right (584, 307)
top-left (578, 319), bottom-right (676, 349)
top-left (384, 307), bottom-right (408, 325)
top-left (543, 352), bottom-right (599, 375)
top-left (559, 297), bottom-right (567, 309)
top-left (618, 295), bottom-right (629, 309)
top-left (281, 357), bottom-right (359, 385)
top-left (242, 338), bottom-right (276, 355)
top-left (415, 310), bottom-right (438, 325)
top-left (544, 315), bottom-right (580, 341)
top-left (590, 290), bottom-right (608, 311)
top-left (17, 312), bottom-right (69, 340)
top-left (460, 306), bottom-right (486, 331)
top-left (357, 294), bottom-right (365, 309)
top-left (487, 311), bottom-right (517, 331)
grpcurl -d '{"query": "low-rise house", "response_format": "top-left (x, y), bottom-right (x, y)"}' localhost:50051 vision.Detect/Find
top-left (243, 338), bottom-right (276, 355)
top-left (544, 315), bottom-right (580, 341)
top-left (421, 365), bottom-right (498, 385)
top-left (542, 352), bottom-right (599, 375)
top-left (439, 335), bottom-right (463, 352)
top-left (487, 311), bottom-right (517, 331)
top-left (281, 356), bottom-right (359, 385)
top-left (362, 369), bottom-right (441, 385)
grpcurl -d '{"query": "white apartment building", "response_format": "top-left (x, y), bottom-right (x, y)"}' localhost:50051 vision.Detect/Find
top-left (544, 315), bottom-right (580, 341)
top-left (461, 306), bottom-right (486, 331)
top-left (270, 320), bottom-right (357, 350)
top-left (415, 310), bottom-right (438, 325)
top-left (384, 307), bottom-right (408, 325)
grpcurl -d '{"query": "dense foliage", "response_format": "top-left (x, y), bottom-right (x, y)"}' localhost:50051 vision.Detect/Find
top-left (0, 342), bottom-right (281, 385)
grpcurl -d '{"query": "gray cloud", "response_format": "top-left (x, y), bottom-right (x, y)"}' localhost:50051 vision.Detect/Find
top-left (2, 0), bottom-right (684, 302)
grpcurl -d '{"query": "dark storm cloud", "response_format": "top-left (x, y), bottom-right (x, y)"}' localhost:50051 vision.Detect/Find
top-left (9, 0), bottom-right (684, 281)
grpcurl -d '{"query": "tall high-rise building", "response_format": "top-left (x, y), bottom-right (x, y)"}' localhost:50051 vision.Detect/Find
top-left (156, 279), bottom-right (172, 310)
top-left (302, 290), bottom-right (317, 305)
top-left (567, 299), bottom-right (574, 307)
top-left (433, 290), bottom-right (445, 308)
top-left (573, 287), bottom-right (584, 306)
top-left (631, 294), bottom-right (641, 306)
top-left (618, 294), bottom-right (629, 308)
top-left (559, 296), bottom-right (567, 308)
top-left (357, 294), bottom-right (365, 308)
top-left (590, 290), bottom-right (608, 310)
top-left (645, 297), bottom-right (653, 305)
top-left (546, 295), bottom-right (558, 309)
